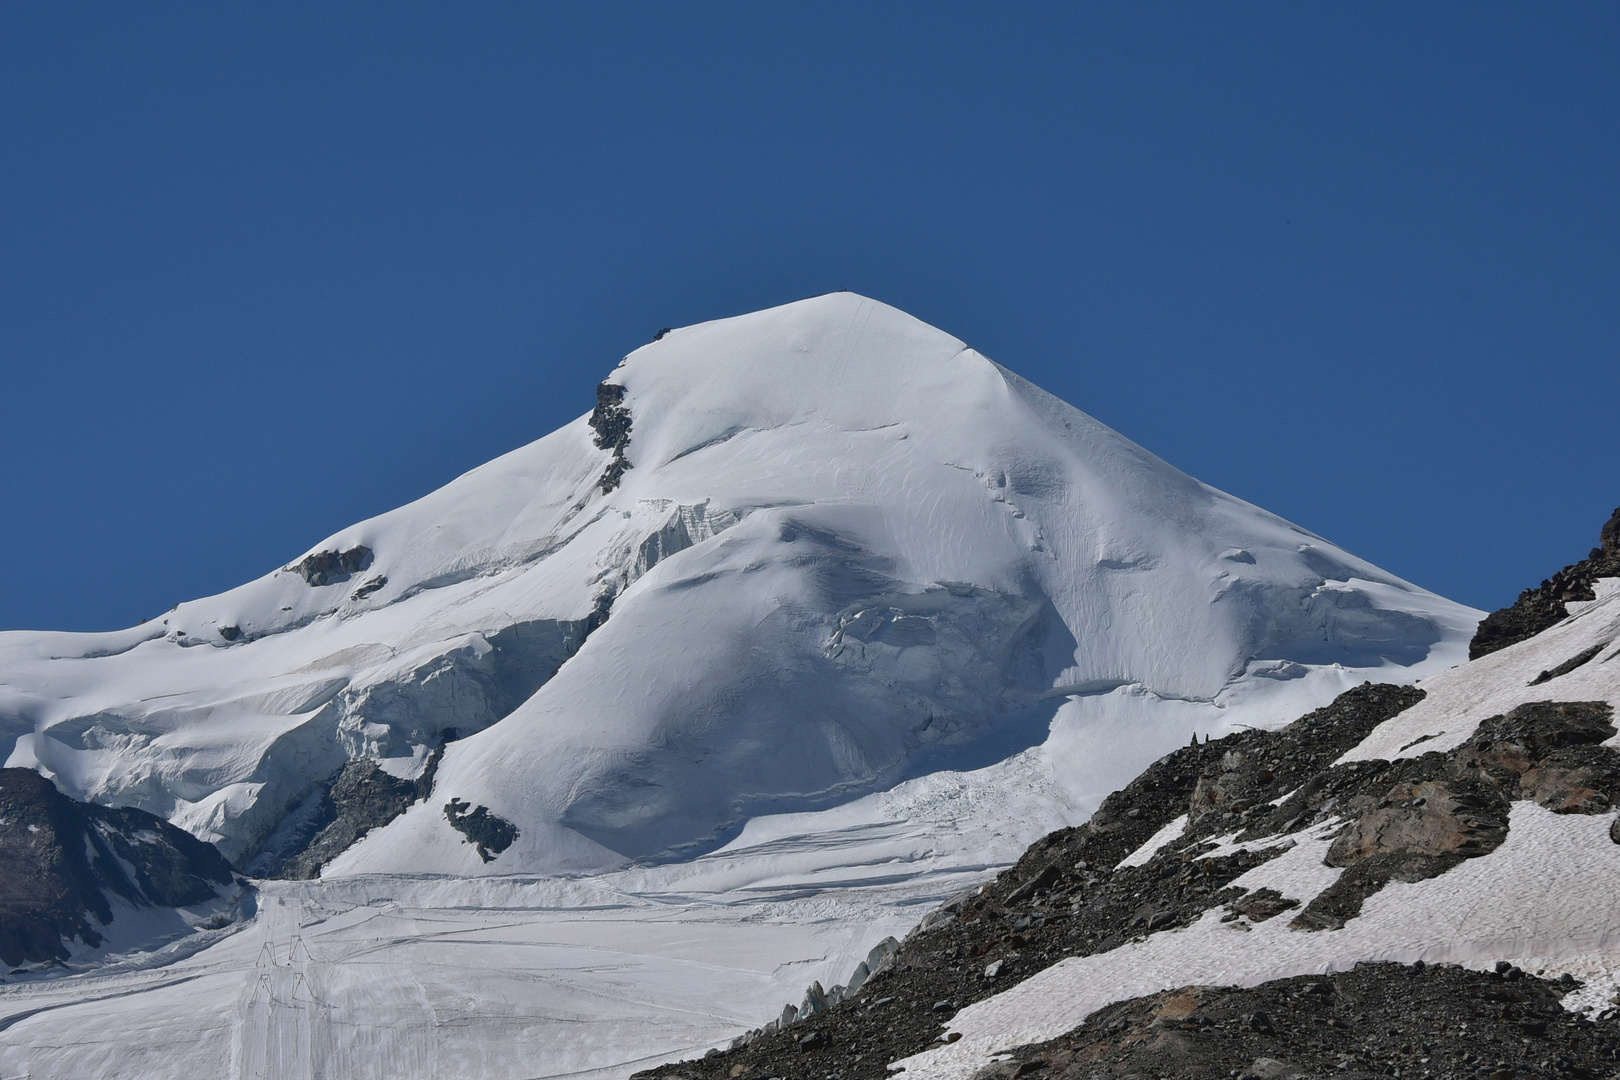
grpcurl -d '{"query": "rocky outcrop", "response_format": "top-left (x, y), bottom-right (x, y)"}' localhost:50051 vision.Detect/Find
top-left (0, 769), bottom-right (240, 968)
top-left (1469, 505), bottom-right (1620, 659)
top-left (268, 742), bottom-right (448, 880)
top-left (350, 574), bottom-right (387, 600)
top-left (444, 797), bottom-right (519, 862)
top-left (978, 963), bottom-right (1615, 1080)
top-left (590, 381), bottom-right (633, 493)
top-left (287, 544), bottom-right (374, 587)
top-left (1530, 642), bottom-right (1606, 685)
top-left (1289, 765), bottom-right (1511, 932)
top-left (725, 938), bottom-right (902, 1049)
top-left (1273, 699), bottom-right (1613, 930)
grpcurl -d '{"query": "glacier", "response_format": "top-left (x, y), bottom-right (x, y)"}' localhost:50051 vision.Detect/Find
top-left (0, 293), bottom-right (1481, 1078)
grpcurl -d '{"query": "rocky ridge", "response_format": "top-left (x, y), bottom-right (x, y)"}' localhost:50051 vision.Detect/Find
top-left (1469, 506), bottom-right (1620, 659)
top-left (264, 737), bottom-right (449, 880)
top-left (590, 379), bottom-right (633, 493)
top-left (0, 768), bottom-right (245, 970)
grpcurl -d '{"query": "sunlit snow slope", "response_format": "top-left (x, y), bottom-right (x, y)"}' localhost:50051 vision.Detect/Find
top-left (0, 294), bottom-right (1478, 877)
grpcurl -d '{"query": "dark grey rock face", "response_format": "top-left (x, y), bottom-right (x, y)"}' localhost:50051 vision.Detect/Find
top-left (288, 545), bottom-right (374, 587)
top-left (1530, 642), bottom-right (1606, 685)
top-left (589, 381), bottom-right (633, 493)
top-left (259, 737), bottom-right (451, 880)
top-left (350, 574), bottom-right (387, 600)
top-left (1469, 505), bottom-right (1620, 659)
top-left (0, 769), bottom-right (237, 968)
top-left (443, 797), bottom-right (519, 862)
top-left (983, 963), bottom-right (1617, 1080)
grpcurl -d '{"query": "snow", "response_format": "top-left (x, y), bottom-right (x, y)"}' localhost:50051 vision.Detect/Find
top-left (0, 294), bottom-right (1484, 1076)
top-left (893, 572), bottom-right (1620, 1080)
top-left (1343, 577), bottom-right (1620, 765)
top-left (1116, 814), bottom-right (1190, 869)
top-left (0, 851), bottom-right (956, 1079)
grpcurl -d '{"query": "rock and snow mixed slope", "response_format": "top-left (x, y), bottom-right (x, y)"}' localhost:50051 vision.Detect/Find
top-left (0, 293), bottom-right (1476, 884)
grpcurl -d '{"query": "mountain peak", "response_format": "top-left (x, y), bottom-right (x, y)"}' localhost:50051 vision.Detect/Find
top-left (0, 296), bottom-right (1478, 881)
top-left (608, 292), bottom-right (980, 474)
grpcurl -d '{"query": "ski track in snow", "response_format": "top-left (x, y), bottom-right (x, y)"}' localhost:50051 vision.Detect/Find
top-left (0, 873), bottom-right (929, 1080)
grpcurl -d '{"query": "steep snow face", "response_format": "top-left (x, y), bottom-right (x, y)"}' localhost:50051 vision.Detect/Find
top-left (0, 294), bottom-right (1478, 873)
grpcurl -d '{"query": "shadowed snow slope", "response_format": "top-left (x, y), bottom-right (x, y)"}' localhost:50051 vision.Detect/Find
top-left (0, 294), bottom-right (1478, 878)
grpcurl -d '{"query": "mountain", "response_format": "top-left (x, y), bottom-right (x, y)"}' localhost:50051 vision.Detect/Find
top-left (0, 768), bottom-right (247, 970)
top-left (0, 294), bottom-right (1476, 886)
top-left (640, 507), bottom-right (1620, 1080)
top-left (0, 295), bottom-right (1490, 1080)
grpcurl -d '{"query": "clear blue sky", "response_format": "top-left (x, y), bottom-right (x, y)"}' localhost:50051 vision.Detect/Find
top-left (2, 4), bottom-right (1616, 631)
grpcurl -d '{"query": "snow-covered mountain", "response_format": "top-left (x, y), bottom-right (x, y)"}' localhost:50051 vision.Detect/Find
top-left (0, 294), bottom-right (1476, 884)
top-left (0, 294), bottom-right (1496, 1080)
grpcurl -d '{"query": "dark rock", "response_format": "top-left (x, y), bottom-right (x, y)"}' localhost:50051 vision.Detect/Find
top-left (1603, 504), bottom-right (1620, 556)
top-left (1224, 888), bottom-right (1298, 923)
top-left (350, 574), bottom-right (387, 601)
top-left (218, 624), bottom-right (242, 642)
top-left (589, 381), bottom-right (633, 493)
top-left (1006, 864), bottom-right (1060, 904)
top-left (1529, 643), bottom-right (1606, 685)
top-left (1278, 699), bottom-right (1618, 930)
top-left (288, 545), bottom-right (374, 587)
top-left (277, 761), bottom-right (418, 880)
top-left (1469, 505), bottom-right (1620, 659)
top-left (986, 965), bottom-right (1609, 1080)
top-left (1453, 700), bottom-right (1619, 812)
top-left (444, 798), bottom-right (519, 862)
top-left (1244, 1010), bottom-right (1275, 1035)
top-left (260, 731), bottom-right (455, 880)
top-left (0, 768), bottom-right (238, 968)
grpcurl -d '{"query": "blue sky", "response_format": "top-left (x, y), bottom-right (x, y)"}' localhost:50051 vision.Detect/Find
top-left (2, 3), bottom-right (1616, 630)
